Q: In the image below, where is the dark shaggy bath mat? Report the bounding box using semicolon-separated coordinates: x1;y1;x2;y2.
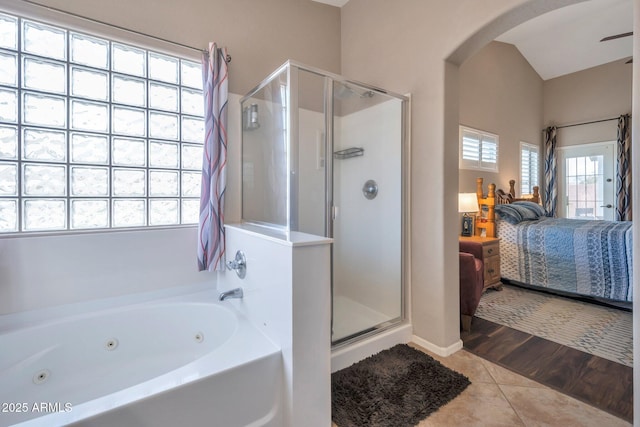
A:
331;344;470;427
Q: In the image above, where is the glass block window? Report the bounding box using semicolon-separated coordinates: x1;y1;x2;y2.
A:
0;11;204;233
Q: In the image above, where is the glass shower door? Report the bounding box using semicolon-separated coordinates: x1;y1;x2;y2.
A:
241;62;406;347
330;81;404;344
241;67;289;228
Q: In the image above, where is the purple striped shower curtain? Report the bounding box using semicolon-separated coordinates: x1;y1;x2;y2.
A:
197;43;228;271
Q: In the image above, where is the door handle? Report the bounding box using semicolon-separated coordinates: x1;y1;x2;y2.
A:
600;204;612;208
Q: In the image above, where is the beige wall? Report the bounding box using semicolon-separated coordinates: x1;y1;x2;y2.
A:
459;41;543;195
544;59;632;146
341;0;584;350
27;0;341;96
458;43;631;204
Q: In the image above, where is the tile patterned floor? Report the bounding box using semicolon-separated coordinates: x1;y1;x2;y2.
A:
332;343;631;427
462;317;633;421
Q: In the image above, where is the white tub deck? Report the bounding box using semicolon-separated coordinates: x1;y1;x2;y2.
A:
0;285;282;427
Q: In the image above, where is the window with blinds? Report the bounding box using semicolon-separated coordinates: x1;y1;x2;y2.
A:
459;126;499;172
520;141;539;195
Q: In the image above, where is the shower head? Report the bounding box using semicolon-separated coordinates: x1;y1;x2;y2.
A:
334;85;375;99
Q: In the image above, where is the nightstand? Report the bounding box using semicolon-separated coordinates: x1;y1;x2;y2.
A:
459;235;502;290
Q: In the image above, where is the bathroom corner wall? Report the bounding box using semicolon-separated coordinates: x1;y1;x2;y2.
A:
0;0;339;315
220;224;332;427
0;228;216;315
0;93;241;316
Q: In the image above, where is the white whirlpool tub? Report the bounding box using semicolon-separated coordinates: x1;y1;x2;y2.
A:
0;287;283;427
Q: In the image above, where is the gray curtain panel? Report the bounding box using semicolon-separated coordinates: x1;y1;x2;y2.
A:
616;114;632;221
543;126;557;217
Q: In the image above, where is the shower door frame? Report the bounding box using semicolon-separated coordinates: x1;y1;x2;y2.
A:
240;60;410;348
318;68;409;347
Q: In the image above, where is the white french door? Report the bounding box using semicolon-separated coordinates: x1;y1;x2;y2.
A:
557;142;616;220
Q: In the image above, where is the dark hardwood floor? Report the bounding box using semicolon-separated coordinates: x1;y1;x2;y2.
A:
462;317;633;423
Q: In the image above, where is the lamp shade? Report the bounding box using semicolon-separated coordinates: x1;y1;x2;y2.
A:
458;193;478;213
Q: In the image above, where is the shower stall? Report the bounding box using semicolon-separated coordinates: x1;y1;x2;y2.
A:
240;61;408;347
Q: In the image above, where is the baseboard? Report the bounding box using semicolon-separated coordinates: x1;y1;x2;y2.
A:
411;335;463;357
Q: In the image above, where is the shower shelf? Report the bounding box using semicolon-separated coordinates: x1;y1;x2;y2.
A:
333;147;364;159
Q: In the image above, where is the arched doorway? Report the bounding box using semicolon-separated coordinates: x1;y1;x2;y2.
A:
444;0;637;423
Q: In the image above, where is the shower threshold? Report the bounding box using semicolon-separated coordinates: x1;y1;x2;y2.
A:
332;295;399;345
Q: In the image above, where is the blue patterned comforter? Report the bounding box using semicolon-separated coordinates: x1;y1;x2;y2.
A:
497;217;633;302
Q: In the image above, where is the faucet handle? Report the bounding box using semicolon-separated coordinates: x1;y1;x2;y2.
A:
226;250;246;279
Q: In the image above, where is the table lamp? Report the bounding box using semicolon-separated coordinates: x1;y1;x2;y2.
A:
458;193;478;237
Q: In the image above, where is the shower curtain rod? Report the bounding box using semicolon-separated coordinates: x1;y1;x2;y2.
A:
17;0;231;62
555;115;629;130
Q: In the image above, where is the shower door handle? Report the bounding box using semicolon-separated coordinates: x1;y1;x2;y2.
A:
332;205;338;220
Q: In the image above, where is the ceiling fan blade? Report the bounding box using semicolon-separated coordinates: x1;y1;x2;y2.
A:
600;31;633;42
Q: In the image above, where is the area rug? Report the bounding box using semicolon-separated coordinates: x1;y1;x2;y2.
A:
475;285;633;367
331;344;470;427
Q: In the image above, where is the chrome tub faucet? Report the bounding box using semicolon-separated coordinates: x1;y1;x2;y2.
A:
219;287;243;301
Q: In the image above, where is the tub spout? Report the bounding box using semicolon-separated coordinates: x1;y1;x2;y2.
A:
219;287;243;301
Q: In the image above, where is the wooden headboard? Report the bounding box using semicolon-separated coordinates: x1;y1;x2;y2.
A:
496;180;540;205
475;178;541;238
475;178;496;238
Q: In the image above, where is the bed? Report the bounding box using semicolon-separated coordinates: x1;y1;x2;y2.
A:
475;178;633;305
